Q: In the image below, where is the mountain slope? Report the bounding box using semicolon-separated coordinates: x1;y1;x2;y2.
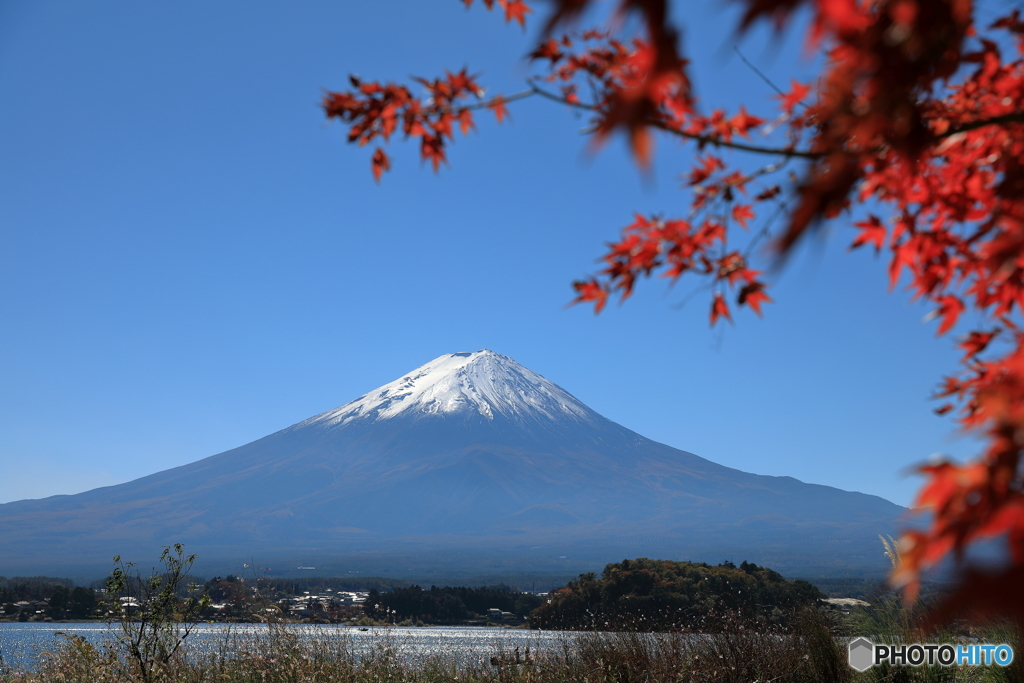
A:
0;350;904;578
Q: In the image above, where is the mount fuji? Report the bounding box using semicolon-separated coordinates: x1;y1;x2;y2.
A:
0;350;904;579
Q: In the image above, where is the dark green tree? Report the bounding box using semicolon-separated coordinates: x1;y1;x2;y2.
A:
67;586;97;619
363;585;541;623
104;544;209;683
47;584;69;618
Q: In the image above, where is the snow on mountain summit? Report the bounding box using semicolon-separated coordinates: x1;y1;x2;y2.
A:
304;350;598;427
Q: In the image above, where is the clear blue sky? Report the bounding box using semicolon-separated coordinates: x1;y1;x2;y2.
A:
0;0;982;508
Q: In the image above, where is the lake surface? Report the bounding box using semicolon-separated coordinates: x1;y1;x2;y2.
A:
0;622;566;672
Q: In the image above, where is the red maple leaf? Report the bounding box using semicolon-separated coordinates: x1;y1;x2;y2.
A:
888;239;916;290
572;278;609;313
710;293;732;326
420;135;446;172
960;330;1000;361
729;106;765;137
687;155;724;186
457;109;475;136
490;95;509;124
371;148;391;182
732;204;755;228
531;38;564;63
755;186;781;201
851;216;887;253
776;80;811;114
503;0;532;27
738;282;773;316
935;295;965;336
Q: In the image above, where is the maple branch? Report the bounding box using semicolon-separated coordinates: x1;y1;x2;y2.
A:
527;83;824;160
647;119;823;159
519;78;1022;158
449;93;1021;163
453;88;537;113
942;111;1024;136
733;46;786;99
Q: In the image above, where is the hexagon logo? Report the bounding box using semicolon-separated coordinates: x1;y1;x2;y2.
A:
849;637;875;672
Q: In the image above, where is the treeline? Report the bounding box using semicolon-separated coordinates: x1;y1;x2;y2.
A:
364;585;544;622
0;577;97;620
36;585;98;618
530;558;825;631
0;576;75;603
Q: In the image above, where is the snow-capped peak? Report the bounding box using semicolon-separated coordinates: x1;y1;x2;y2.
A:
303;350;597;427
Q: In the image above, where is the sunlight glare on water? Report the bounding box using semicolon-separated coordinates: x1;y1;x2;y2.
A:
0;623;564;673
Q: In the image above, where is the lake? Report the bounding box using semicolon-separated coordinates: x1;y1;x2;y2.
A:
0;622;566;673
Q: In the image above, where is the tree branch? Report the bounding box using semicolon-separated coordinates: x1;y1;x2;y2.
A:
526;84;825;159
448;86;1022;161
943;112;1024;136
453;88;537;112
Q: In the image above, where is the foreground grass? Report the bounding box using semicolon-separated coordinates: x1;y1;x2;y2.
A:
2;618;843;683
845;596;1024;683
0;607;1019;683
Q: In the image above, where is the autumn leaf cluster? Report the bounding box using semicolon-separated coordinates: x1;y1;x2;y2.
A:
323;0;1024;625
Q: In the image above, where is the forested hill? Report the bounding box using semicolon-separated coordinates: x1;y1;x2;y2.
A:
529;559;825;631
